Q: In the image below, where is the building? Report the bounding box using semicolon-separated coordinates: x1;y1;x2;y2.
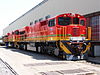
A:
3;0;100;35
85;12;100;57
3;0;100;56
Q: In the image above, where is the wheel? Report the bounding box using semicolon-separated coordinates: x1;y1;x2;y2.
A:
38;47;41;53
23;44;27;50
36;46;38;53
54;48;59;56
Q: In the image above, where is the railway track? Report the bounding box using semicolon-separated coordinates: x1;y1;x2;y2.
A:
0;58;18;75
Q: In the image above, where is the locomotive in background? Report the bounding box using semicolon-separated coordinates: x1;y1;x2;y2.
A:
3;13;91;60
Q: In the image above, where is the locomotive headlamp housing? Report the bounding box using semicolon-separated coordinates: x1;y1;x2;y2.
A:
70;37;85;41
78;15;80;17
64;15;66;17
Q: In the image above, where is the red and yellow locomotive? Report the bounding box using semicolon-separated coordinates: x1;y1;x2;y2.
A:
3;13;91;60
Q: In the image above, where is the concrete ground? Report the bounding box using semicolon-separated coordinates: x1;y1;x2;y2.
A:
0;58;17;75
0;46;100;75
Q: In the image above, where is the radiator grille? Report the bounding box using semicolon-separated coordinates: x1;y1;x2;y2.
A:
73;28;80;36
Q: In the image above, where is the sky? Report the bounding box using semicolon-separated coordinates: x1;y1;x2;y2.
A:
0;0;43;37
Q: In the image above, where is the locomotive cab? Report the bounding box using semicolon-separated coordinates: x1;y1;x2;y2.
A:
56;13;86;41
52;13;91;60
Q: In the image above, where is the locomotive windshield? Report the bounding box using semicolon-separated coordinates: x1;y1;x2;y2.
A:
58;17;71;25
73;18;79;24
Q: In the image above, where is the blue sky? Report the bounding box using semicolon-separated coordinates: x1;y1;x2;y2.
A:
0;0;43;36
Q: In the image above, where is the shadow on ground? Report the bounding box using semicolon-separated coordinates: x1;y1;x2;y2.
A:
1;46;61;61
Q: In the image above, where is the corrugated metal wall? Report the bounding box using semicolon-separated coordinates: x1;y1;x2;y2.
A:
91;16;100;40
3;0;100;35
85;12;100;57
86;12;100;41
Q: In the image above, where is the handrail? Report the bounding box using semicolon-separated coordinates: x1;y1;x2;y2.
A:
87;27;91;40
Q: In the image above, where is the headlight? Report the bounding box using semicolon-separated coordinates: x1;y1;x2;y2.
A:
70;37;85;40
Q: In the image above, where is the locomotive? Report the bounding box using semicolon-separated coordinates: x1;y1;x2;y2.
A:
3;13;91;60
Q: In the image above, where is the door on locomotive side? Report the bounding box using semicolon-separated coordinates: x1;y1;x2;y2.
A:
47;18;57;41
55;14;72;40
40;20;48;41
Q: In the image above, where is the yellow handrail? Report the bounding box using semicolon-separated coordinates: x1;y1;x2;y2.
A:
88;27;91;40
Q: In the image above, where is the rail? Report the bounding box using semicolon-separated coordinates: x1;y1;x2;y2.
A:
0;58;18;75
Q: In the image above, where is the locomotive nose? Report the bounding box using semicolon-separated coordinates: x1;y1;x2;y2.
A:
67;26;86;41
67;26;80;37
72;27;80;36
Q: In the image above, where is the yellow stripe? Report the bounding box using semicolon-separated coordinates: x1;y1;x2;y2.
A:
60;42;71;54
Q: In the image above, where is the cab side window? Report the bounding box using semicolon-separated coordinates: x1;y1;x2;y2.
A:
80;20;85;26
15;31;19;35
20;31;25;35
48;19;55;27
